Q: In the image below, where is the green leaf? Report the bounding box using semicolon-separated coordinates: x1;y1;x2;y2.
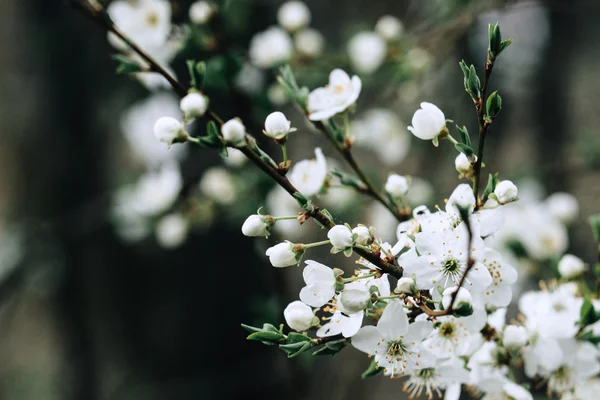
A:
361;360;383;379
580;297;598;326
485;91;502;121
186;59;197;88
279;341;313;358
456;125;472;147
195;61;207;88
482;173;499;204
247;330;285;343
286;332;311;344
454;143;475;157
589;214;600;243
112;54;143;74
313;339;347;357
488;23;502;60
241;323;263;334
499;39;513;55
262;323;280;333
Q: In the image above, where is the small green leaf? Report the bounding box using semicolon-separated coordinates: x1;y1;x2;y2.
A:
286;332;311;344
187;59;197;88
482;173;499;204
589;214;600;243
241;323;263;334
361;360;383;379
112;54;143;74
580;297;598;326
456;125;472;147
485;91;502;122
454;143;475;157
247;331;285;343
279;341;313;358
195;61;207;88
488;23;502;60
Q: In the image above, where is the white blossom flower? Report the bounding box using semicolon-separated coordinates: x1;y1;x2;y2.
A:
267;84;289;106
121;93;187;167
455;153;472;176
299;260;336;307
153;116;186;145
199;167;237;205
404;357;470;400
375;15;404;40
422;309;486;358
180;92;208;120
352;300;435;376
352;226;371;246
407;48;432;71
294;28;325;57
547;340;600;396
107;0;172;51
385;174;410;197
327;225;354;250
283;301;314;331
558;254;586;279
347;31;387;74
503;325;527;349
396;277;416;295
221;118;246;145
249;27;293;68
350;108;411;166
494;180;518;204
241;214;271;237
287;148;327;196
263;111;295;140
563;378;600;400
189;1;214;24
222;148;247;168
277;1;311;31
544;192;579;224
234;62;265;95
307;69;362;121
266;242;298;268
155;213;189;249
407;102;447;141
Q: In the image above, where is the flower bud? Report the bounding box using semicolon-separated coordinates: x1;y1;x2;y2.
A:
352;226;371;246
277;1;311;32
264;111;295;140
375;15;404;41
241;214;272;237
385;174;410;197
407;102;447;141
221;118;246;145
266;242;300;268
153;116;187;145
327;225;354;249
494;180;518;204
180;93;208;120
455;153;472;177
442;286;473;317
284;301;314;331
340;287;371;313
189;1;214;24
395;277;416;295
347;32;386;74
558;254;586;279
503;325;528;349
155;213;189;249
294;28;325;57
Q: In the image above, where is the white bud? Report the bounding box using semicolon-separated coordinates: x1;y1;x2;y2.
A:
347;31;387;74
375;15;404;40
294;28;325;57
180;93;208;120
155;213;189;249
241;214;270;237
352;226;371;246
385;174;410;197
503;325;528;349
558;254;586;279
153;116;186;145
189;1;214;24
494;180;518;204
267;84;288;106
221;118;246;145
396;277;416;295
442;286;473;316
407;102;446;141
327;225;354;249
266;242;298;268
277;1;311;31
483;198;500;209
545;192;579;224
455;153;471;174
340;287;371;313
284;301;314;331
264;111;295;140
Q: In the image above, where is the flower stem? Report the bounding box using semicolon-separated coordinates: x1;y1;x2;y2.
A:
342;272;378;283
343;111;350;139
272;215;299;221
281;143;288;164
376;295;401;301
303;240;331;249
353;244;373;253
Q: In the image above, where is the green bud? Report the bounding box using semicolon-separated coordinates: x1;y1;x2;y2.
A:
459;60;481;100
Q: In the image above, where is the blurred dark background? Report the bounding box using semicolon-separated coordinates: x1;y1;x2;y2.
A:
1;0;600;399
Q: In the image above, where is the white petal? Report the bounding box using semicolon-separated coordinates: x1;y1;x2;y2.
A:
302;260;334;285
351;326;382;354
404;320;433;342
377;300;408;340
299;283;334;307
